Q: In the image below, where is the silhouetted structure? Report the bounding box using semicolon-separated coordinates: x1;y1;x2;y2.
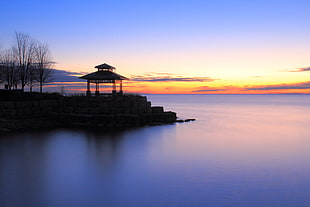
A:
79;63;128;96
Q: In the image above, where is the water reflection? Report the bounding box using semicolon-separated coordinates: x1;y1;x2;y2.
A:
0;125;178;207
0;131;50;207
1;95;310;206
84;129;127;172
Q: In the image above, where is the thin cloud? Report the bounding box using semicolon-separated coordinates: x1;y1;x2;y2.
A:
52;69;85;82
130;73;216;82
193;89;228;92
132;77;215;82
288;67;310;72
146;72;175;76
244;81;310;91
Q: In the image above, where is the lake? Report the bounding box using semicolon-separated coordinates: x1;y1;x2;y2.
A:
1;94;310;207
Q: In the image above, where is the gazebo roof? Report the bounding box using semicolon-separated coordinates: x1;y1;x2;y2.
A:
95;63;115;70
79;70;128;80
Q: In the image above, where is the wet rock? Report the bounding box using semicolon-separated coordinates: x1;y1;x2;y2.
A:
175;120;185;123
185;119;196;122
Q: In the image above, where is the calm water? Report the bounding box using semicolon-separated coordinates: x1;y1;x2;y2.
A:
1;94;310;207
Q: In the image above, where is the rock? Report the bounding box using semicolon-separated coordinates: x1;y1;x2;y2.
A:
185;119;196;122
175;120;185;123
151;106;164;113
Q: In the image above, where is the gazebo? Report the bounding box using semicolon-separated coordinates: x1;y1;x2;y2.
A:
79;63;129;96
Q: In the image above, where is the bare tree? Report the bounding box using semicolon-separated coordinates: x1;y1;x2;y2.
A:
28;65;37;92
12;32;37;92
0;49;4;85
0;49;19;90
34;43;54;93
0;51;3;84
1;32;55;92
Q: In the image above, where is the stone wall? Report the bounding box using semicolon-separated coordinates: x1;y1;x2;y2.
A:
0;94;176;132
0;99;58;118
58;95;152;114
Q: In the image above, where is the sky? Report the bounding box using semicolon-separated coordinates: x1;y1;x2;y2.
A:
1;0;310;94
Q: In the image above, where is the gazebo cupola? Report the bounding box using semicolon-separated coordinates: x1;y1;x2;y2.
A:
79;63;128;96
95;63;115;72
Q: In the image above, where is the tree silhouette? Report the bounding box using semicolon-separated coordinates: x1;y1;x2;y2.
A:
34;43;54;93
0;32;55;92
12;32;37;92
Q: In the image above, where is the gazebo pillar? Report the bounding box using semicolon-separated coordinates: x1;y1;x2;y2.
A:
86;80;91;96
95;81;99;96
112;82;116;94
119;80;123;94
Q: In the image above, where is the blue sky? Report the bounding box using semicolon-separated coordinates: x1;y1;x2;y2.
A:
1;0;310;93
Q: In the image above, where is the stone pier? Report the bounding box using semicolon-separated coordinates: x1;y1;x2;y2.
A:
0;93;177;132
